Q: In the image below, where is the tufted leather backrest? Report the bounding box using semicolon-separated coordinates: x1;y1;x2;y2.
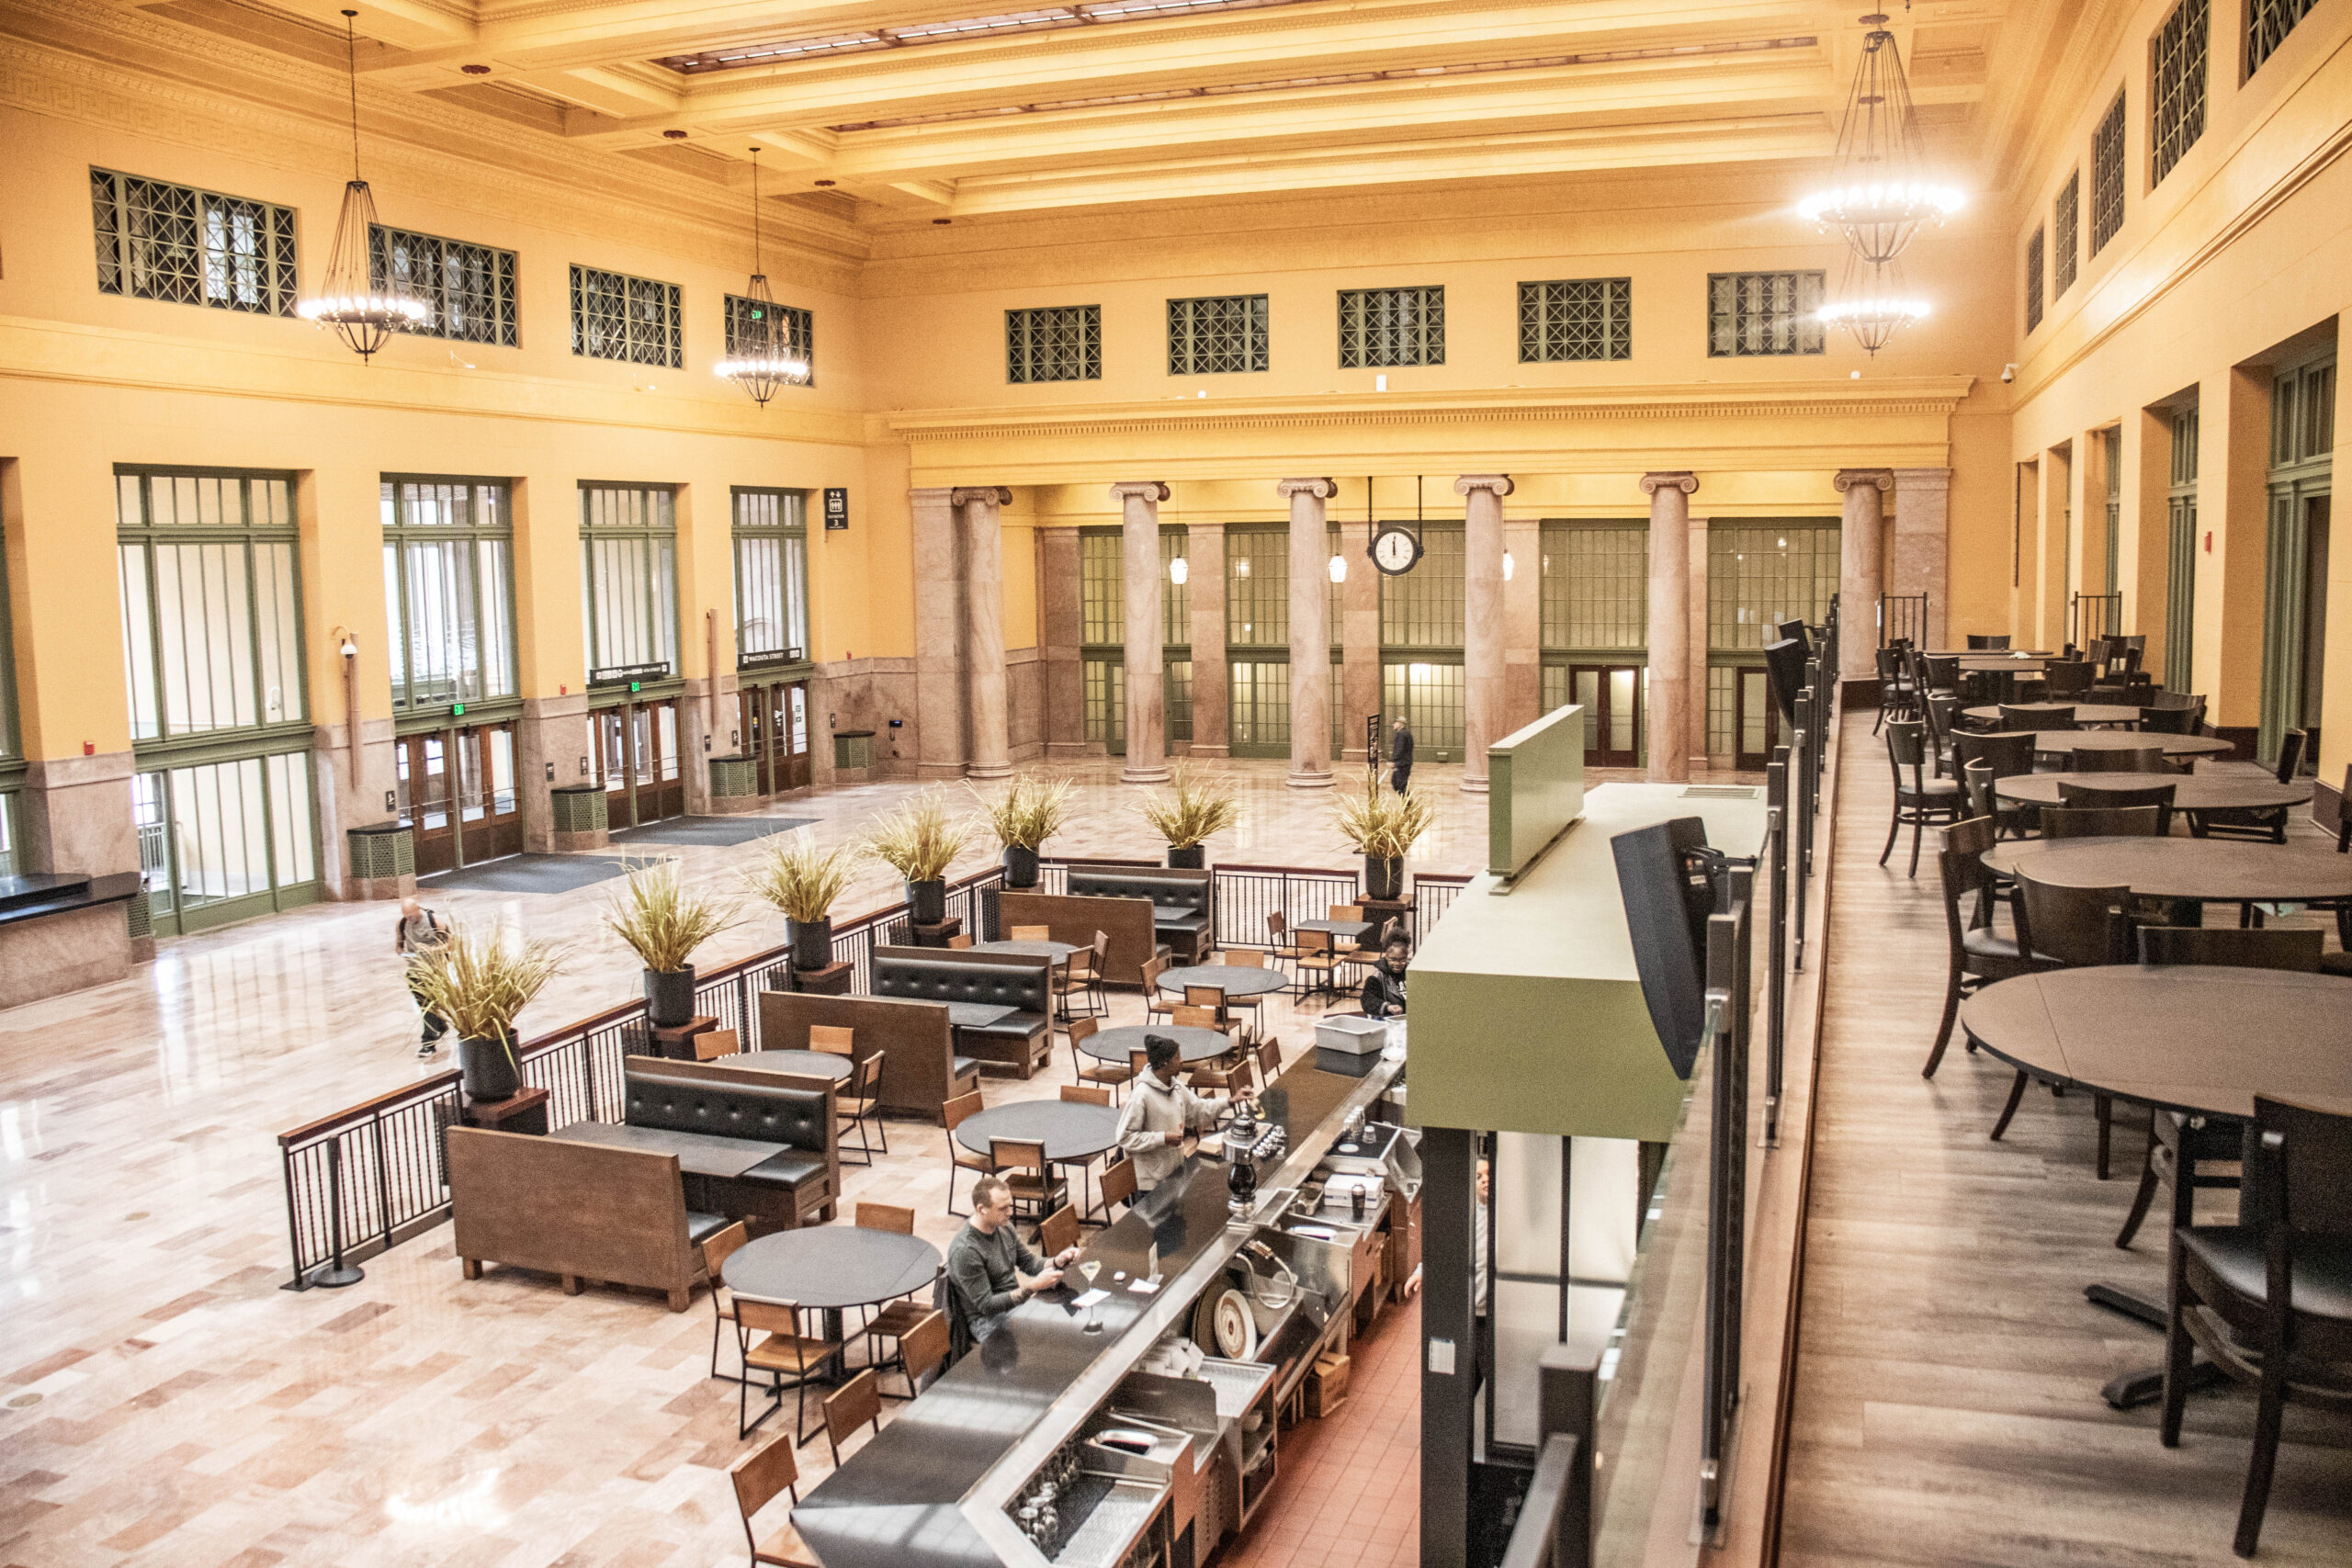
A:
1067;866;1210;915
623;1062;829;1151
872;953;1049;1013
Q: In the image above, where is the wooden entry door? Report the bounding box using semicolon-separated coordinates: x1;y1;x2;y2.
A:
1731;666;1781;772
595;700;684;829
399;726;523;873
396;733;458;874
740;681;812;795
1569;663;1644;769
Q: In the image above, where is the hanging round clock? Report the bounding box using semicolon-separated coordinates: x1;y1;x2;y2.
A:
1370;524;1423;576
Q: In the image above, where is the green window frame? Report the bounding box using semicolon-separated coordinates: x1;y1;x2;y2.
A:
2053;174;2079;299
733;489;810;671
1079;525;1193;749
2165;405;2199;694
91;167;298;317
1339;287;1443;367
570;265;683;367
2152;0;2210;187
372;225;518;348
580;483;680;685
2102;426;2123;595
2256;355;2334;762
1704;520;1840;758
382;477;517;720
2245;0;2319;77
725;296;815;382
1519;278;1632;362
2091;92;2127;255
1225;526;1290;757
1168;295;1268;376
1378;523;1464;756
1007;305;1102;383
1707;272;1825;357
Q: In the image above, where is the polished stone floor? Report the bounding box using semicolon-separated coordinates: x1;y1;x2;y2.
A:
0;756;1556;1567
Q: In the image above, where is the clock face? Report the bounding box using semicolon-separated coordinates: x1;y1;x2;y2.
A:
1371;525;1423;576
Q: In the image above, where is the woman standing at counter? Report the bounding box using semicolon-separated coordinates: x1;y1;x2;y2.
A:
1113;1035;1226;1190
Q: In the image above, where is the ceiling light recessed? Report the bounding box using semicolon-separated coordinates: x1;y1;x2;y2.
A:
460;63;491;74
662;129;689;140
815;179;837;186
933;218;953;225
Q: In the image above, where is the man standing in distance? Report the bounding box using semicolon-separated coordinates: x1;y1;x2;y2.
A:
1388;715;1415;795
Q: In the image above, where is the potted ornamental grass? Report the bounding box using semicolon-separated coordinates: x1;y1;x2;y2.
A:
862;791;969;926
1137;766;1239;869
1332;774;1434;901
405;921;564;1101
743;831;856;973
971;773;1074;889
604;856;743;1027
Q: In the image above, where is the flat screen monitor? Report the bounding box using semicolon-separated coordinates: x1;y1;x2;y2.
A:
1762;637;1806;730
1773;616;1811;657
1611;817;1718;1079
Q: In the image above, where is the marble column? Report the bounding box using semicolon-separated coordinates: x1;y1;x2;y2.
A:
1687;516;1712;771
910;487;967;778
1456;475;1514;793
1340;513;1380;765
1186;523;1229;758
1501;515;1542;740
1891;468;1951;653
1112;481;1173;784
955;486;1014;779
1836;468;1894;686
1278;478;1337;789
1038;528;1088;758
1641;472;1698;784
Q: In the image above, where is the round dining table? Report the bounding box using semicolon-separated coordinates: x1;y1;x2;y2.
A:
1156;964;1291;1000
707;1049;852;1082
1962;702;2140;728
954;1099;1123;1165
723;1225;943;1342
1077;1022;1233;1066
2028;729;2232;762
974;938;1079;962
1983;835;2352;904
1993;773;2315;813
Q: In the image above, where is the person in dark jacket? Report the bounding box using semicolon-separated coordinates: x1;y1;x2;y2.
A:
1388;716;1415;794
1360;936;1410;1019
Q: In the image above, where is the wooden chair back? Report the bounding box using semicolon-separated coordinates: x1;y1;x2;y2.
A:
2274;729;2307;785
1961;761;1997;823
1069;1016;1101;1047
1184;984;1225;1010
1037;1202;1080;1258
695;1028;741;1061
1010;925;1052;941
1267;912;1289;938
729;1430;800;1530
1298;929;1333;955
854;1201;915;1235
735;1297;806;1339
2253;1096;2352;1252
1952;729;2037;780
2042;660;2095;696
1092;930;1111;959
1329;904;1363;921
1061;1085;1112;1106
2137;705;2193;734
2015;871;2131;968
1100;1158;1138;1212
701;1219;751;1283
809;1024;855;1056
2056;780;2177;812
990;1137;1049;1179
1172;1005;1223;1030
822;1369;882;1464
2086;744;2170;774
2001;703;2066;731
943;1089;984;1134
1222;948;1266;968
1967;633;2010;650
2042;804;2165;839
2137;926;2322;971
1254;1039;1283;1079
1885;718;1931;780
1129;1049;1150;1079
899;1311;951;1391
948;933;974;948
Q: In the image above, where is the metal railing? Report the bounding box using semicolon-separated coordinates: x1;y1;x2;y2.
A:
1499;1348;1598;1568
277;856;1477;1287
2070;591;2122;648
1697;863;1755;1536
1877;592;1928;649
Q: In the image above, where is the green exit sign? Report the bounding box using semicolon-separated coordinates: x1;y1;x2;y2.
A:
629;681;641;694
452;702;465;716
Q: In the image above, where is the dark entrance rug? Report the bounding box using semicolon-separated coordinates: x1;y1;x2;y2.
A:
418;854;630;895
607;816;818;848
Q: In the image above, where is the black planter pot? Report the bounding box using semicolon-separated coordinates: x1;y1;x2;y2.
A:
456;1034;521;1100
1168;845;1206;870
643;965;696;1028
1363;854;1405;902
906;879;948;926
787;917;833;972
1001;845;1041;889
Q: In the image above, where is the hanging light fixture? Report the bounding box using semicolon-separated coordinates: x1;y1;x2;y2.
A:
1328;552;1348;583
1168;555;1189;586
1819;254;1931;356
716;149;810;405
1796;12;1963;265
297;12;426;359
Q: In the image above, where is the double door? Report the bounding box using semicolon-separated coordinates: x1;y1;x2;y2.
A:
397;724;522;875
740;680;811;795
595;698;684;829
1569;663;1644;769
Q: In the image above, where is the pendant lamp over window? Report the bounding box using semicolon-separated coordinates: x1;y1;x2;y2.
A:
717;149;810;406
297;11;426;360
1797;11;1963;265
1819;253;1930;356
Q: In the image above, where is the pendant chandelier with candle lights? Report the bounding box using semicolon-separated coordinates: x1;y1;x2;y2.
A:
296;11;427;359
716;150;810;405
1818;253;1931;356
1797;12;1963;266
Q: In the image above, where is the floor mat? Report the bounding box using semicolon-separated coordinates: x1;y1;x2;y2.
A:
607;816;817;848
418;853;631;894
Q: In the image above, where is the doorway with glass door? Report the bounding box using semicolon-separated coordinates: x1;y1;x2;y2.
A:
396;724;523;874
739;680;811;795
596;699;684;828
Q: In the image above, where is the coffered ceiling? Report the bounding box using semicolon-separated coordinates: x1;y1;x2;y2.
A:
119;0;2034;222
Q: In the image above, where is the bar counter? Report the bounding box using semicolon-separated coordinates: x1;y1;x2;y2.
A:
794;1050;1407;1568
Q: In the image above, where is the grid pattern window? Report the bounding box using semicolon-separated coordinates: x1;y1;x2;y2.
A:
1706;272;1825;357
1084;657;1125;746
2246;0;2320;76
2025;228;2046;333
133;754;317;934
2153;0;2210;186
1227;660;1290;753
579;484;679;681
2054;174;2080;297
725;296;815;382
91;169;297;317
2270;358;2335;468
1080;529;1125;647
1161;527;1191;648
1167;660;1193;745
116;470;308;745
1519;278;1632;362
371;226;517;347
0;793;17;879
381;479;517;715
2165;405;2199;693
1379;525;1464;649
732;490;809;667
1168;295;1268;375
1538;523;1648;650
1706;524;1841;654
1226;528;1288;647
2103;426;2124;592
1381;660;1464;755
1007;305;1102;383
1326;523;1344;649
2091;93;2128;255
570;265;682;367
1339;287;1444;368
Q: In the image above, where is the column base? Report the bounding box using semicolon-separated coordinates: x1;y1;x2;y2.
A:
917;762;971;781
1459;776;1490;795
1285;766;1334;790
1185;743;1230;760
966;761;1015;781
1120;763;1174;785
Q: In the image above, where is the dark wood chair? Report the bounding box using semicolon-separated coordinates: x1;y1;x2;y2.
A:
2004;871;2131;1165
2114;929;2323;1253
2042;660;2095;696
2162;1095;2352;1557
2083;743;2173;775
736;1298;845;1442
2041;803;2166;839
2004;702;2072;731
820;1368;883;1469
942;1090;991;1216
1882;719;1962;877
1925;817;2041;1079
1069;1017;1134;1102
853;1202;934;1390
2138;703;2197;735
702;1221;752;1382
895;1309;951;1399
2188;728;2303;843
2325;764;2352;978
989;1137;1068;1221
1920;693;1964;776
1873;645;1914;734
1036;1201;1080;1260
1966;633;2010;650
1099;1156;1138;1216
837;1049;887;1165
729;1430;821;1568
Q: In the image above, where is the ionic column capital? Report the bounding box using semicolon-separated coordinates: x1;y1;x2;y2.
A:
1109;481;1171;504
951;486;1014;507
1275;477;1338;501
1453;474;1515;499
1832;468;1895;494
1639;471;1700;497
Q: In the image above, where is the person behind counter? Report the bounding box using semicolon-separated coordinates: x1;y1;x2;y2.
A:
1360;936;1410;1020
1112;1034;1226;1190
947;1175;1080;1344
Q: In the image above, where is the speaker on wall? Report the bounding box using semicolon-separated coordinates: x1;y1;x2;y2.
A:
1611;817;1719;1079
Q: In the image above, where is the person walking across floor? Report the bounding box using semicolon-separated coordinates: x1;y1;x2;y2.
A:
1388;716;1415;795
945;1175;1077;1345
1113;1034;1226;1190
397;896;450;1058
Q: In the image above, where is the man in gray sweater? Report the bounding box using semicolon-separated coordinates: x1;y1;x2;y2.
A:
945;1175;1079;1343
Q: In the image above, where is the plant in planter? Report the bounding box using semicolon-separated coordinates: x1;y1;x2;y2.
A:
604;856;742;1028
861;791;969;926
405;921;565;1101
1332;775;1435;901
743;831;856;973
1137;767;1239;868
970;774;1074;889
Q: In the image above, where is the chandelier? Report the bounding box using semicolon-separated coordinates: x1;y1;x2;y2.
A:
297;11;426;359
1797;13;1962;265
715;150;810;405
1819;254;1930;355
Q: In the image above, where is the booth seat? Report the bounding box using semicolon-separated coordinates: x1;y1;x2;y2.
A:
1065;865;1214;963
872;948;1054;1077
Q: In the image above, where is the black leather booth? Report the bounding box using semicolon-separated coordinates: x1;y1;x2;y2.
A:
622;1058;839;1229
872;949;1055;1077
1067;865;1214;962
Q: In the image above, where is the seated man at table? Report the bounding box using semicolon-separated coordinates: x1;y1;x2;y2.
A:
1114;1034;1226;1190
1360;936;1410;1020
947;1176;1079;1344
